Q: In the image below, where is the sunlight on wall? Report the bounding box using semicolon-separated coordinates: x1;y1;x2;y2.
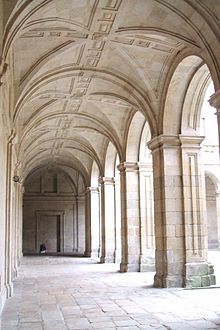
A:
201;83;219;164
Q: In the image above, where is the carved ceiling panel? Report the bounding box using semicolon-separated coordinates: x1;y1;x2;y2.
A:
3;0;216;180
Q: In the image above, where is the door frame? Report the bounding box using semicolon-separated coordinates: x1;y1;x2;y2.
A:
35;210;65;253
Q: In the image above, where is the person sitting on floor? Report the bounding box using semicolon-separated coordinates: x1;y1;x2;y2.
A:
39;243;46;254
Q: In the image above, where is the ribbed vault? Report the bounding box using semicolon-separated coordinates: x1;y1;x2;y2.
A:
2;0;220;181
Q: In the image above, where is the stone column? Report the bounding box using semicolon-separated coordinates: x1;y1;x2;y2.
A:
180;135;215;287
117;162;141;272
18;185;24;262
209;89;220;156
4;133;15;297
148;134;215;288
12;180;23;276
148;135;185;287
99;177;116;263
138;163;155;272
89;187;100;259
114;177;121;263
84;190;91;257
12;181;18;278
11;162;22;278
216;192;220;248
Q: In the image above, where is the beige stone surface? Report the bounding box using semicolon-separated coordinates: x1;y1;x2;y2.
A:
1;0;220;315
1;256;220;330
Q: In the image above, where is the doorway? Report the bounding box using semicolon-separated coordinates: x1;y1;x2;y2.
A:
36;212;64;254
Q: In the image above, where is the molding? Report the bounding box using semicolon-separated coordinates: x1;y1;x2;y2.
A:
209;89;220;111
117;162;139;172
98;177;115;185
148;134;204;151
179;135;205;148
147;134;180;151
0;57;8;86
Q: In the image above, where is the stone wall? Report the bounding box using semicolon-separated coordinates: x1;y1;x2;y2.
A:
0;117;8;312
23;168;86;255
206;175;218;249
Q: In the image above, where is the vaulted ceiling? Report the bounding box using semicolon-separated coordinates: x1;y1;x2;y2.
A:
2;0;220;184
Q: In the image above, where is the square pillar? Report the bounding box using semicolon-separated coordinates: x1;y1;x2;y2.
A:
148;134;216;288
209;89;220;155
89;187;100;259
180;135;216;287
99;177;116;263
138;163;155;272
84;190;91;256
117;162;141;272
148;135;185;287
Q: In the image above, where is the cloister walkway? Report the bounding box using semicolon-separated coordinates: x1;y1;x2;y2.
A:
1;253;220;330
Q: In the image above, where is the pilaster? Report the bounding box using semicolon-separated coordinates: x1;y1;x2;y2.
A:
99;177;116;263
148;135;185;287
84;190;91;257
4;132;16;298
87;187;100;259
114;177;121;264
138;162;155;272
180;135;216;287
209;89;220;155
148;134;215;288
216;192;220;248
117;162;141;272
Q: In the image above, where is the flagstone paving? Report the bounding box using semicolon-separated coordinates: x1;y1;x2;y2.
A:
1;255;220;330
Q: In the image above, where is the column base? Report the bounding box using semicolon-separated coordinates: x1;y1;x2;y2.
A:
140;253;155;272
120;262;140;272
84;250;91;257
91;249;99;259
154;273;184;288
0;286;7;314
13;266;18;279
5;281;13;298
115;249;121;264
185;262;216;288
99;255;115;263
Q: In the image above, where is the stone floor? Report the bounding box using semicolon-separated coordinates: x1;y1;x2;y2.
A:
1;252;220;330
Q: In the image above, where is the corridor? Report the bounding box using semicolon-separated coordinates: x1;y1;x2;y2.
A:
1;256;220;330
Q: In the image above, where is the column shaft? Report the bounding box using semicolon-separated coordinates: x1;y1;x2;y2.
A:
148;135;185;287
84;191;91;257
99;177;116;263
89;187;100;259
118;163;141;272
148;134;215;288
138;163;155;272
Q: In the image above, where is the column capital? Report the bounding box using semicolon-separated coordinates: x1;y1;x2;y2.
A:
86;186;99;193
117;162;139;173
179;135;204;148
98;177;115;185
209;89;220;111
137;162;153;172
147;134;180;151
148;134;204;152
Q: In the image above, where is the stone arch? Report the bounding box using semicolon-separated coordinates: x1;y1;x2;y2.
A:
163;55;205;135
139;121;152;162
105;142;117;177
126;111;146;162
162;53;218;136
